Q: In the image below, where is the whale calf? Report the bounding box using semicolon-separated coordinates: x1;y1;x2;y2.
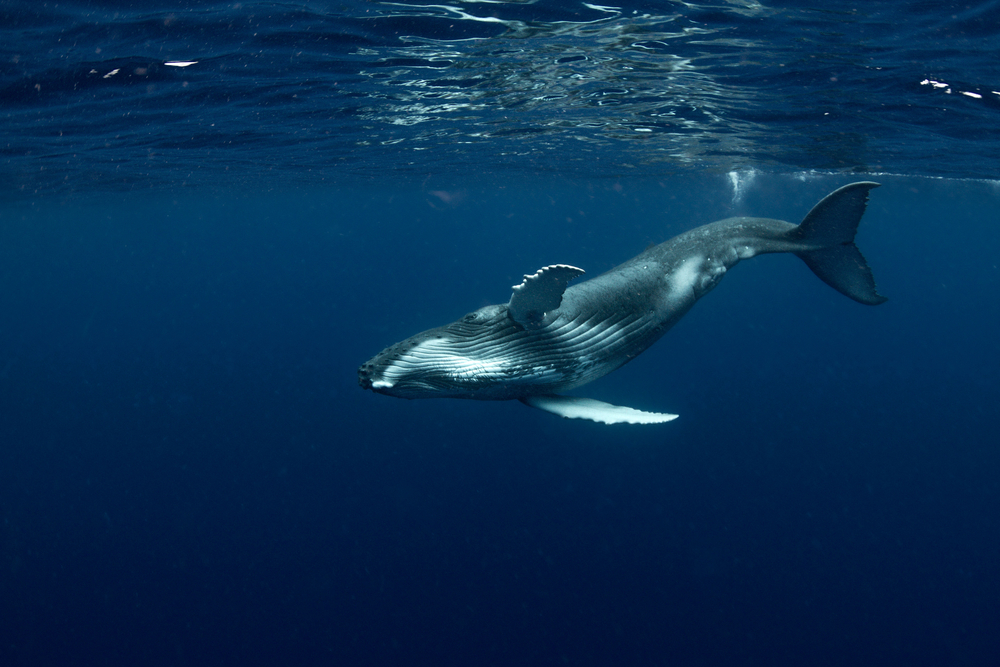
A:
359;182;886;424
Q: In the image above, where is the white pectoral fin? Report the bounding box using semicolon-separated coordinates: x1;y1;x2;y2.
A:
521;395;678;425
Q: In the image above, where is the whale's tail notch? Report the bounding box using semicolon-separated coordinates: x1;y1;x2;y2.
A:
792;181;887;305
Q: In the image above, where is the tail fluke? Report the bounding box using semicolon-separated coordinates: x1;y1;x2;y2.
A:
793;181;887;305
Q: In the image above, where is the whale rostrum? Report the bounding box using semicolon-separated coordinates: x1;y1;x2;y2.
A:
358;182;886;425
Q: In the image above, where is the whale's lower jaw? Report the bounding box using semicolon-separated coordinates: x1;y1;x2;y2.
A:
358;307;663;401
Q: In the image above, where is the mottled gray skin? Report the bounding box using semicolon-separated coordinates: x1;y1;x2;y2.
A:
358;182;883;402
361;220;812;399
554;216;802;371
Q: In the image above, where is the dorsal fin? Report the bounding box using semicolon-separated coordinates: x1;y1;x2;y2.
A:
507;264;584;329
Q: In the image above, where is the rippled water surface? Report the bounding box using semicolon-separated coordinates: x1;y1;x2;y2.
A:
3;0;999;195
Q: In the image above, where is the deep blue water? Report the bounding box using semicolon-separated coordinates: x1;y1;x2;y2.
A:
2;2;1000;666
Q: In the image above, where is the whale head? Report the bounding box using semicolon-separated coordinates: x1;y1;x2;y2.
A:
358;265;628;401
358;304;548;400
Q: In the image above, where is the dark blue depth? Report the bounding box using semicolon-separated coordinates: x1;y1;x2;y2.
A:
2;176;999;665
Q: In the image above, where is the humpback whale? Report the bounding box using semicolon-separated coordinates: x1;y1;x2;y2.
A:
359;182;886;424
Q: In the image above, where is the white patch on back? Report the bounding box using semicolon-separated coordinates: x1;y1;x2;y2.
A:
669;256;703;297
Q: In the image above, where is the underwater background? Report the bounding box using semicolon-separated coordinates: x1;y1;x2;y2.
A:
2;1;999;665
